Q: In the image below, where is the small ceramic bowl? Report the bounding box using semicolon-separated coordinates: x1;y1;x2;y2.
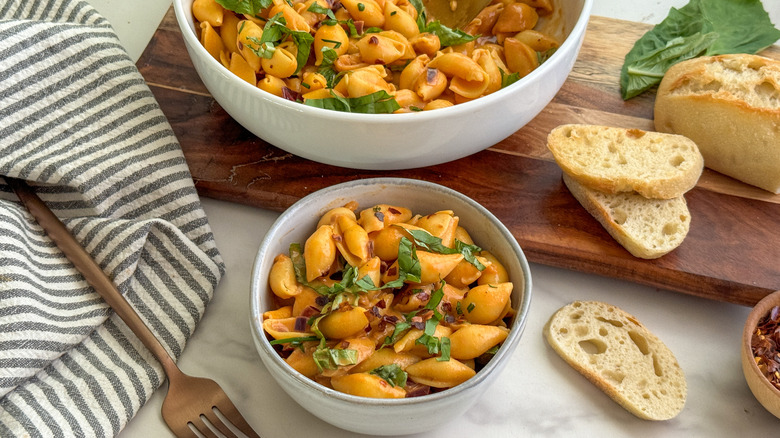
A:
172;0;592;170
249;178;532;435
741;290;780;419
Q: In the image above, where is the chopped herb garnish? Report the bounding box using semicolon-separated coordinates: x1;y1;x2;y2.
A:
215;0;273;15
399;227;485;270
312;346;359;372
370;364;408;387
467;302;476;313
357;2;365;11
304;90;401;114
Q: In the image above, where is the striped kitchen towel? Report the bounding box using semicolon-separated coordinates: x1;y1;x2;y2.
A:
0;0;225;436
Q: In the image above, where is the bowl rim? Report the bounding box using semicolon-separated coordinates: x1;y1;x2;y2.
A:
249;177;533;406
172;0;593;121
742;290;780;398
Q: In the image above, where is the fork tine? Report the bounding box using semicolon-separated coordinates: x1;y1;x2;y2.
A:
202;409;238;438
189;417;219;438
215;399;262;438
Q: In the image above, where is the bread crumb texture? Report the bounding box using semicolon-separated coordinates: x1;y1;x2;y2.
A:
547;124;703;199
544;301;687;420
668;54;780;110
562;174;690;259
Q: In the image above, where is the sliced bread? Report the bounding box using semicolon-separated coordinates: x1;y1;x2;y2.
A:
562;173;690;259
544;300;687;421
547;124;703;199
654;54;780;194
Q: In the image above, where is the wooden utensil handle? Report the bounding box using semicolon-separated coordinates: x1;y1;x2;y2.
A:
6;177;179;375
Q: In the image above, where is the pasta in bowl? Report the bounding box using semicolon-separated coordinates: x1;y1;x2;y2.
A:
192;0;564;112
173;0;591;169
250;178;532;435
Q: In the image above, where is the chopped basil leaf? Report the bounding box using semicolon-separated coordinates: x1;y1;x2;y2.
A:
500;68;521;88
289;243;307;285
313;346;359;372
268;336;319;346
246;13;313;75
304;90;401;114
401;227;485;270
370;364;408;387
396;236;422;283
215;0;272;15
306;2;335;19
383;320;411;345
437;336;451;362
423;21;478;47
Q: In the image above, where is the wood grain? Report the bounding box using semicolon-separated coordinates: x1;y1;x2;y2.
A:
137;9;780;306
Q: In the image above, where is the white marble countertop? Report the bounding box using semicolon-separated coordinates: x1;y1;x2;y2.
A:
84;0;780;436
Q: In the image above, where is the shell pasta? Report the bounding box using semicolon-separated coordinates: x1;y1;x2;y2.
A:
263;201;515;398
192;0;560;113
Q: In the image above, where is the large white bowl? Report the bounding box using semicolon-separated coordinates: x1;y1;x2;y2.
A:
249;178;532;435
173;0;592;169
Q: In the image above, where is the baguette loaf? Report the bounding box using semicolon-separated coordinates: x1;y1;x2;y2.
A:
654;54;780;194
562;173;690;259
544;301;687;421
547;124;703;199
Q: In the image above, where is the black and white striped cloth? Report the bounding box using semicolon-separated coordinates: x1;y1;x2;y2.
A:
0;0;225;435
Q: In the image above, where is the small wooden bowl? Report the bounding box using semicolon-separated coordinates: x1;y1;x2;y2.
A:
742;290;780;419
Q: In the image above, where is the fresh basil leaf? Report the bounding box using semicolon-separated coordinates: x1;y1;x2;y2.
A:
401;228;485;271
396;236;421;283
370;364;408;387
437;336;451;362
625;32;718;96
268;336;319;345
304;90;401;114
313;347;359;371
409;0;427;32
383;320;411;345
424;282;445;311
620;0;780;100
289;243;307;285
500;68;521;88
318;47;340;88
424;21;478;47
306;2;335;19
215;0;272;15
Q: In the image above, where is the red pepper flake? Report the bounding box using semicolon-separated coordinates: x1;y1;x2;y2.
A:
388;207;401;215
752;305;780;391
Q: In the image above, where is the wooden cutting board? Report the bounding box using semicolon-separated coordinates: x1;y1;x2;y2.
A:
137;8;780;306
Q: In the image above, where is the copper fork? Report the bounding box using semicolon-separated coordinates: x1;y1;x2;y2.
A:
8;177;261;438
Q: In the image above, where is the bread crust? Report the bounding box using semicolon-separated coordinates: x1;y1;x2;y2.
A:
544;301;687;421
547;124;704;199
654;54;780;194
562;174;690;259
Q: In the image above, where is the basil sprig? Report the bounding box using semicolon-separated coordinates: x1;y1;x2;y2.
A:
620;0;780;99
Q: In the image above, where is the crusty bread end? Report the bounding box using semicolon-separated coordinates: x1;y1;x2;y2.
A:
562;173;690;259
547;124;703;199
544;301;687;421
654;54;780;194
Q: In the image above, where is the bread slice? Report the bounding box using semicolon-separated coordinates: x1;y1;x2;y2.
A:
544;301;687;421
654;54;780;194
562;173;690;259
547;124;703;199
